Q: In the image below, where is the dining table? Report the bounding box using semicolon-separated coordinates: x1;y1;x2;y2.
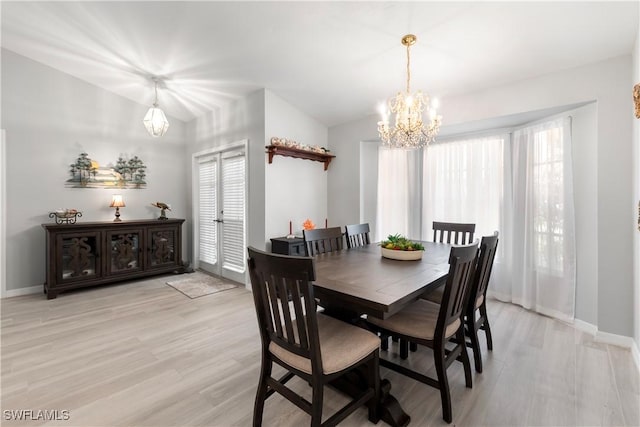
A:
311;241;452;427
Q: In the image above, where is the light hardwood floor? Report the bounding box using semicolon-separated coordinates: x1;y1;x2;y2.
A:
2;275;639;427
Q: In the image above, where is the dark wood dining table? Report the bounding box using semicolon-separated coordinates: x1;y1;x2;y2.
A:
311;241;452;427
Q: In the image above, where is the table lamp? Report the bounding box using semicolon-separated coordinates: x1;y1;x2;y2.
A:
110;195;125;221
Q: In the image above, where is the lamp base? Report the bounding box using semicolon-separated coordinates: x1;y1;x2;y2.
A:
114;207;121;222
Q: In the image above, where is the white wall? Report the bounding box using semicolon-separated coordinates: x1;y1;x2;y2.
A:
1;49;188;292
328;55;634;337
264;90;328;244
632;24;640;355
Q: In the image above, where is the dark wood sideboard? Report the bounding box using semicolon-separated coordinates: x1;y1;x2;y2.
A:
270;236;306;256
42;219;185;299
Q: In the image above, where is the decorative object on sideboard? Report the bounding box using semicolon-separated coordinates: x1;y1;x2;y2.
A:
66;153;147;189
143;77;170;137
110;195;125;222
634;83;640;119
151;201;171;220
377;34;441;149
49;209;82;224
302;218;315;230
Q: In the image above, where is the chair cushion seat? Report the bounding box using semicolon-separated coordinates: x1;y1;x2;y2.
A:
269;313;380;375
367;299;461;341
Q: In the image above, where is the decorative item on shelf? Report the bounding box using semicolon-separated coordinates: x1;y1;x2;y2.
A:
110;195;125;222
379;234;425;261
143;77;169;137
49;209;82;224
634;83;640;119
377;34;442;149
151;202;171;220
302;219;315;230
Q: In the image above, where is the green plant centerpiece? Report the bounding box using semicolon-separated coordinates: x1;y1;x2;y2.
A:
380;234;425;261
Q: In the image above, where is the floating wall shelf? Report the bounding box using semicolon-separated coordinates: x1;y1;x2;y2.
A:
266;145;335;171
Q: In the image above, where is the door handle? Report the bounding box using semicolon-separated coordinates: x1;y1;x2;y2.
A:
214;219;224;223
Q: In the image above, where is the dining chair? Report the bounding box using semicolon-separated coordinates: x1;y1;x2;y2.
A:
421;232;499;373
247;247;381;427
303;227;344;256
465;231;499;373
367;242;478;423
432;221;476;245
344;223;371;248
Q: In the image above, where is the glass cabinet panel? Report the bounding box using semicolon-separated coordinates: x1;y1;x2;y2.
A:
107;230;143;275
58;233;100;281
148;227;177;268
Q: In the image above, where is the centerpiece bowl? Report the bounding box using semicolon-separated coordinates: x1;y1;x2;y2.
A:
379;234;424;261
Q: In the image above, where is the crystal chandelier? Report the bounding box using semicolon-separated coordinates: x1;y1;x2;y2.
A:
143;78;169;137
377;34;441;148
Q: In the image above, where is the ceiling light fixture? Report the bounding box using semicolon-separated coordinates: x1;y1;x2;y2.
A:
143;78;169;138
377;34;441;148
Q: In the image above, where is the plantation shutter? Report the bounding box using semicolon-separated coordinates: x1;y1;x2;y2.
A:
198;155;217;265
221;151;246;273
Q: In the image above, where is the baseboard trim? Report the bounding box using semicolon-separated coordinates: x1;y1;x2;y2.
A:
2;285;42;298
595;330;636;349
574;319;598;336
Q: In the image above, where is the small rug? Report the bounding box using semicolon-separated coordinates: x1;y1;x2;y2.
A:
166;272;238;299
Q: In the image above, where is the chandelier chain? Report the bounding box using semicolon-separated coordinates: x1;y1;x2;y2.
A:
406;43;411;94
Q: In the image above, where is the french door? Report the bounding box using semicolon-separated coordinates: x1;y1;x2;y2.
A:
194;144;246;284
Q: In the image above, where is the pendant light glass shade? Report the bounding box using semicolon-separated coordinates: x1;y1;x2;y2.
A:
143;79;169;137
143;106;169;137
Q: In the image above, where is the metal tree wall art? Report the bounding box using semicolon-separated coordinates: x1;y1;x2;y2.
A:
66;152;147;189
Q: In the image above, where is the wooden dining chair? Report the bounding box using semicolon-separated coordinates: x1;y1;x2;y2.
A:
247;247;381;427
465;231;499;373
303;227;344;256
421;232;499;372
432;221;476;245
344;223;371;248
367;242;478;423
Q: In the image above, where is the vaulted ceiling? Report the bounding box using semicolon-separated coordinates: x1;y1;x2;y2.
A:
2;2;638;127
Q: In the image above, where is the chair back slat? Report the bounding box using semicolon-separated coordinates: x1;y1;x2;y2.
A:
437;242;478;335
432;221;476;245
303;227;344;256
470;232;499;308
345;223;371;249
248;247;320;365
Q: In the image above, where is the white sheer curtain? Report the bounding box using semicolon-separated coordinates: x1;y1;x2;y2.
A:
376;117;576;321
376;147;421;240
492;117;576;321
422;135;506;241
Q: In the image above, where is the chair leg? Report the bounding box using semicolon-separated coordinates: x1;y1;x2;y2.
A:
367;352;381;423
253;357;272;427
480;304;493;351
467;312;483;373
381;334;389;351
433;341;452;423
409;341;418;352
399;339;408;359
311;381;324;427
457;328;473;389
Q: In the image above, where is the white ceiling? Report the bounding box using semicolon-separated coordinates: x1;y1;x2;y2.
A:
2;1;638;127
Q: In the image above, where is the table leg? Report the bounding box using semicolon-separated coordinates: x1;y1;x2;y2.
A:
319;306;411;426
